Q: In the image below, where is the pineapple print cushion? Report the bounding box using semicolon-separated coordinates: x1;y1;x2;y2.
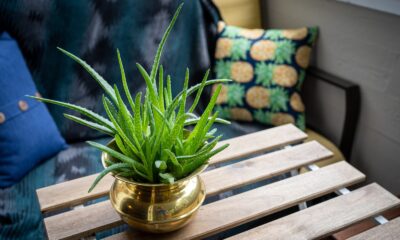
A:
212;22;318;130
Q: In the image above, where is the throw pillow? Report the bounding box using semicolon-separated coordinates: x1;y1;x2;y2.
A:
0;32;67;188
212;22;318;130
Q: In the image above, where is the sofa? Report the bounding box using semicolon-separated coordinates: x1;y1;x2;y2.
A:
0;1;359;239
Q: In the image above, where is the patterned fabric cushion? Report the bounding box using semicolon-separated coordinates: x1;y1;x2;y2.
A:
212;22;318;130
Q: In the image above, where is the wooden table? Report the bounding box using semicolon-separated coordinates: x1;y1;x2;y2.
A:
36;124;400;239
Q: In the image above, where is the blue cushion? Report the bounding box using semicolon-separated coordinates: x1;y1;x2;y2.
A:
0;32;67;188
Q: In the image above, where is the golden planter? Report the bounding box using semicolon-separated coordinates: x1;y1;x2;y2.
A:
102;140;207;233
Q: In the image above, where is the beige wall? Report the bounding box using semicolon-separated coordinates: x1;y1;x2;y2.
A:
213;0;262;28
262;0;400;194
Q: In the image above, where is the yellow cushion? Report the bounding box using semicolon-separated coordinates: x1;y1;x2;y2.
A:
301;129;344;173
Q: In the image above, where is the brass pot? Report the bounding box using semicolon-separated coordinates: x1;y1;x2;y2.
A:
101;140;207;233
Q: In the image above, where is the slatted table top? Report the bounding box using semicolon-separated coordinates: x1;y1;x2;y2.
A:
36;124;400;240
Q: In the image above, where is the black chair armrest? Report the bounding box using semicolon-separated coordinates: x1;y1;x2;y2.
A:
307;67;361;161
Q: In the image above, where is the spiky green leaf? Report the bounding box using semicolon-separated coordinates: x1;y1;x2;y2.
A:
57;47;117;103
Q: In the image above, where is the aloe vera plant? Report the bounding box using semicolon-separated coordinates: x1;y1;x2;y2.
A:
30;3;230;191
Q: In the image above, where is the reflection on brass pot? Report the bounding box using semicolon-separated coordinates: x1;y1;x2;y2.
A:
102;140;207;233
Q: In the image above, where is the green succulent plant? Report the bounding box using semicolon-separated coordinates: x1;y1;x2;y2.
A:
29;3;231;191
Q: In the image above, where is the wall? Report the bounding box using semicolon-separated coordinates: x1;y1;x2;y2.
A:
262;0;400;194
213;0;262;28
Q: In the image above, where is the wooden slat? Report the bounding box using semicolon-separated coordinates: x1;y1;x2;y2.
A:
349;217;400;240
202;141;332;196
106;161;364;240
333;206;400;239
210;124;307;165
37;174;114;213
44;140;329;240
37;124;306;212
47;201;120;240
228;184;400;240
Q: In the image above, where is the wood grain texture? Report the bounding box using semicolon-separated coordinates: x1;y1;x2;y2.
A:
45;201;121;240
37;174;114;213
106;161;365;240
333;206;400;239
211;124;307;164
349;217;400;240
203;141;333;196
228;183;400;240
37;124;306;213
44;140;329;240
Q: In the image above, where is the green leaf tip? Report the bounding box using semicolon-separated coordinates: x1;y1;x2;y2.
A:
57;47;117;104
149;2;184;82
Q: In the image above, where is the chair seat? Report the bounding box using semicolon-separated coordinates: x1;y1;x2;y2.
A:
304;129;345;169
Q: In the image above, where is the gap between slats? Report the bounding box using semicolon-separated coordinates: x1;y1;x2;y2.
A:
45;141;332;240
37;124;307;213
228;183;400;240
48;161;362;240
348;217;400;240
106;161;364;240
43;140;330;240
